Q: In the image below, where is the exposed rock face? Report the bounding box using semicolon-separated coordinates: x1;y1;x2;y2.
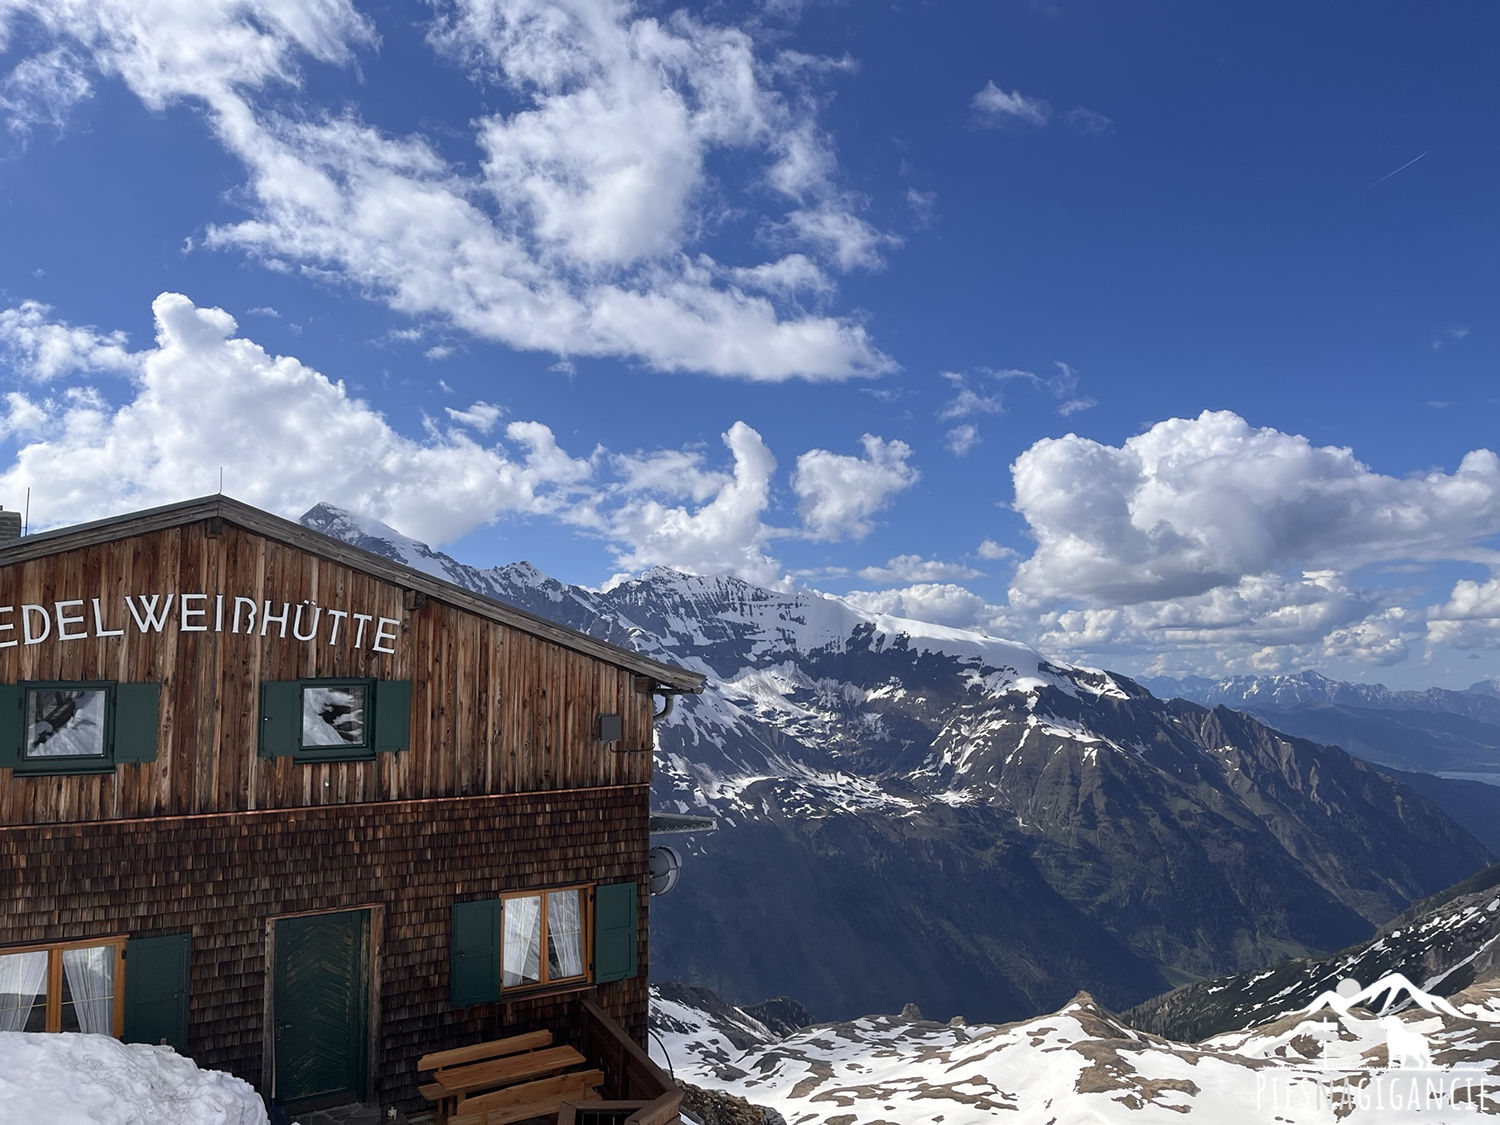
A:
304;505;1494;1024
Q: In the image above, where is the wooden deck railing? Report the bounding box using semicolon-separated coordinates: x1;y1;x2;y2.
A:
575;999;682;1124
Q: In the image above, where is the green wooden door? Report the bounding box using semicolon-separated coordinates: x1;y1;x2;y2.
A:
273;910;369;1107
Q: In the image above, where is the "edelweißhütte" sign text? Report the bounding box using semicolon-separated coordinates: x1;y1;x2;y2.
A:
0;595;402;653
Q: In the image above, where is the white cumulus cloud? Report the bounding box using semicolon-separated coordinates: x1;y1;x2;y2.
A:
0;300;139;381
843;583;993;629
1;0;895;382
0;293;592;544
857;555;982;584
604;422;781;586
792;434;919;541
1010;410;1500;608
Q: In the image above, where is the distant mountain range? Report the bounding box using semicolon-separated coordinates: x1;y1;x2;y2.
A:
1143;669;1500;724
1145;670;1500;850
303;505;1496;1025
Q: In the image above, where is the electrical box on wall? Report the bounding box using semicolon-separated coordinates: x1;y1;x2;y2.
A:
596;713;623;744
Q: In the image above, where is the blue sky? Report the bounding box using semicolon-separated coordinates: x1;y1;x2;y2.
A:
1;0;1497;688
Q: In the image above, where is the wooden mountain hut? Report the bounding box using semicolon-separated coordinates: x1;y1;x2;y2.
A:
0;495;705;1120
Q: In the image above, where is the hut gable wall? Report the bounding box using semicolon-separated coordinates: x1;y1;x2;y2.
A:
0;520;656;825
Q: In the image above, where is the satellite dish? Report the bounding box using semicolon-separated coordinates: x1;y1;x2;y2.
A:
649;845;683;896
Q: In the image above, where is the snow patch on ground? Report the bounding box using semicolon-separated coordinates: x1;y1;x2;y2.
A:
0;1032;268;1125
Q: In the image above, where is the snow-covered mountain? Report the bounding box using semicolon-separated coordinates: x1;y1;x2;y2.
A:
301;505;1494;1024
650;969;1500;1124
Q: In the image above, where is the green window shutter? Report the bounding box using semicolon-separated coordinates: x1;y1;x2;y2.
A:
451;899;502;1006
0;683;23;768
373;680;411;755
258;682;301;758
113;683;162;764
593;882;638;983
123;933;191;1053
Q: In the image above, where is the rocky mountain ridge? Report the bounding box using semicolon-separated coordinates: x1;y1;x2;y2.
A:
1123;861;1500;1043
302;504;1494;1024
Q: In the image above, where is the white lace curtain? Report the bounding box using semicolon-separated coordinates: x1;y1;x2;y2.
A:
62;946;114;1034
502;896;542;987
547;890;584;979
0;951;47;1032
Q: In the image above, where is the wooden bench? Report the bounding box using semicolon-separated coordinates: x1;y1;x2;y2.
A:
418;1030;601;1124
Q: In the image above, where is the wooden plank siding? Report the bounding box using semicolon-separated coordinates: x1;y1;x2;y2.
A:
0;520;658;826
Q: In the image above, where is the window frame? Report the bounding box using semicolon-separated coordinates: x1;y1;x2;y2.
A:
293;678;378;762
0;935;127;1036
499;884;594;995
14;681;117;776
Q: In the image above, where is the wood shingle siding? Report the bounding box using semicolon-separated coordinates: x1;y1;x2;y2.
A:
0;786;650;1111
0;521;661;825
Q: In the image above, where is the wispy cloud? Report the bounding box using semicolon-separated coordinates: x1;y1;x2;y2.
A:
1065;107;1114;135
971;81;1051;127
946;423;979;456
971;83;1111;136
937;371;1004;420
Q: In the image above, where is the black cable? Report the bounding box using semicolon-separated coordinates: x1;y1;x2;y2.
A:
648;1027;676;1082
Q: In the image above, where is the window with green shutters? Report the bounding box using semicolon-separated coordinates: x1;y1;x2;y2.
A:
258;679;411;762
449;882;638;1006
0;681;161;775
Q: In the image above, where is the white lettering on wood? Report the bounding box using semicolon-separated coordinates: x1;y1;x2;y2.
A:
22;604;51;644
372;617;400;654
92;598;125;637
261;600;290;638
180;593;208;632
292;603;320;642
0;591;407;653
126;594;174;633
54;599;87;641
232;597;257;634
